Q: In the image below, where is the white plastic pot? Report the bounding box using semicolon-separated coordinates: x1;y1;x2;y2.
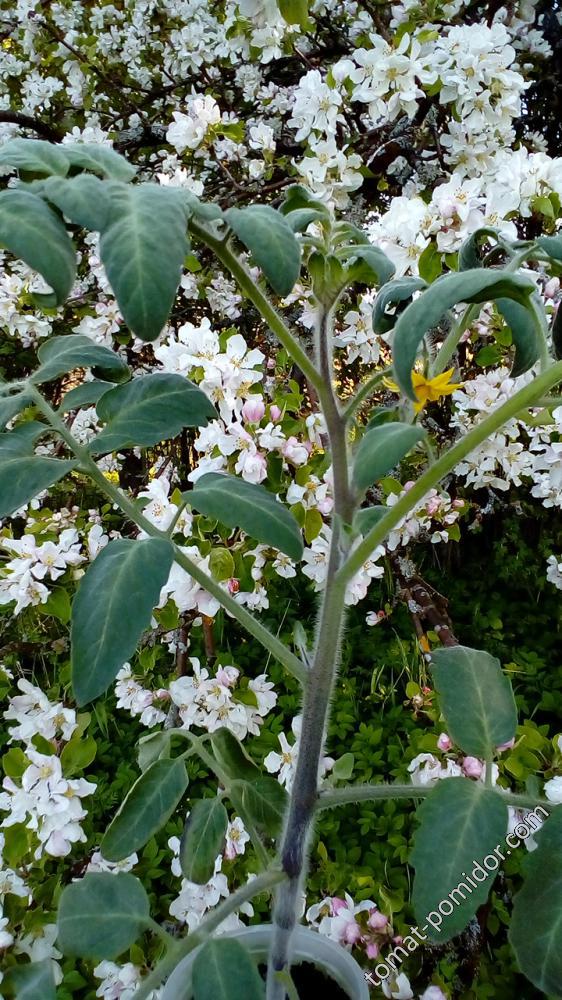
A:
161;924;370;1000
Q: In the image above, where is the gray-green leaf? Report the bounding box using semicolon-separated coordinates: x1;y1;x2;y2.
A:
192;938;265;1000
458;227;501;271
225;204;301;297
0;138;69;176
0;392;32;429
137;730;173;771
340;245;396;286
32;335;129;385
430;645;517;759
372;277;427;335
180;798;229;884
63;143;136;181
411;779;508;941
57;872;150;958
0;189;76;304
537;234;562;261
495;296;541;378
3;960;56;1000
352;423;426;492
280;184;329;218
284;207;324;232
99;182;190;341
232;777;287;837
392;269;535;400
552;303;562;361
0;422;47;458
102;758;188;861
0;457;75;518
353;505;387;536
89;373;216;454
39;174;111;231
509;805;562;994
59;380;115;414
71;537;174;705
210;728;260;782
188;473;303;561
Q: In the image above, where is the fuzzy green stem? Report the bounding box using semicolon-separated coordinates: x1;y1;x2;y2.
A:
314;307;355;522
266;307;352;1000
317;783;556;813
27;386;308;686
190;218;323;396
266;534;348;1000
338;360;562;587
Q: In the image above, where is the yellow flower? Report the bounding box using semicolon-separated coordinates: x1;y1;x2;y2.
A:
383;368;463;413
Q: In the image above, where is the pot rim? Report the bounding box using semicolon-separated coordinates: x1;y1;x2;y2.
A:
161;923;370;1000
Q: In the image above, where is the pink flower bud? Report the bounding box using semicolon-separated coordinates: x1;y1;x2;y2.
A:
343;920;362;945
227;578;240;594
392;935;403;945
269;405;282;421
365;941;379;959
462;756;484;779
544;277;560;299
368;910;388;931
267;357;276;369
437;733;453;752
242;397;265;423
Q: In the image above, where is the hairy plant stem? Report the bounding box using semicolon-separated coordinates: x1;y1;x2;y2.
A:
266;307;352;999
266;531;347;1000
315;306;355;522
339;360;562;587
27;386;308;686
317;783;556;814
189;218;323;397
132;869;285;1000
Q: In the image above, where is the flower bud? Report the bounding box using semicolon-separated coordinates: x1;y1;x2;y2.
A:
462;756;484;779
242;397;265;423
368;910;389;931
